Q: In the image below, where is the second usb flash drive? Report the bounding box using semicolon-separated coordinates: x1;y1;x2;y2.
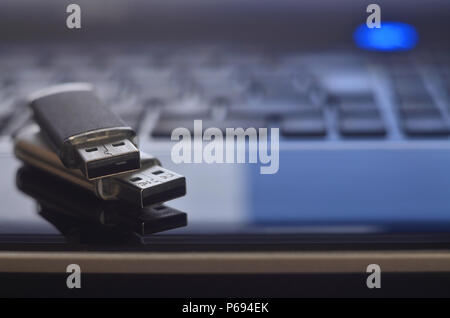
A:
28;83;140;179
14;125;186;208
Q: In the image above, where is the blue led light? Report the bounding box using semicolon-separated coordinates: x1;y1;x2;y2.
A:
353;22;418;52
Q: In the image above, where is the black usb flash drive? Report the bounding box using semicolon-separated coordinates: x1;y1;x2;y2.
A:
28;83;141;179
14;124;187;208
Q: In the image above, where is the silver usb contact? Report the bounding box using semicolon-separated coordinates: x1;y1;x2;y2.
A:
14;125;186;208
76;139;140;179
28;83;141;179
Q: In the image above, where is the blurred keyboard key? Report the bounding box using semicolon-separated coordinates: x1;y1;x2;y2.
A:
159;108;210;120
281;117;326;137
398;100;442;118
403;117;450;136
338;102;381;118
152;119;266;138
330;92;375;104
397;92;434;106
443;75;450;99
393;76;430;97
339;117;386;137
189;67;241;102
132;68;178;102
245;75;311;107
0;112;13;135
229;105;322;120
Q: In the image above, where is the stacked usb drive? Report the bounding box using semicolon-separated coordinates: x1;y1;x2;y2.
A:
13;83;187;235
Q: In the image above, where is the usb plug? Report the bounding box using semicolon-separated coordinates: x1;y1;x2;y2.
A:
76;139;140;179
112;165;187;207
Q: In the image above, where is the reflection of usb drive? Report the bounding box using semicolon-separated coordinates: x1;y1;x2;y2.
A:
16;166;188;236
28;83;140;179
14;125;186;208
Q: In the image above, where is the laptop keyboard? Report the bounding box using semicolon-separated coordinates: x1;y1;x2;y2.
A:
0;46;449;142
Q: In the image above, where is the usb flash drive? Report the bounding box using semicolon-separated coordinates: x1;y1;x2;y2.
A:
14;125;186;208
16;166;188;236
28;83;140;179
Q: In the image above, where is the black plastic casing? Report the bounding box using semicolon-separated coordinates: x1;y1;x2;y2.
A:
29;85;138;169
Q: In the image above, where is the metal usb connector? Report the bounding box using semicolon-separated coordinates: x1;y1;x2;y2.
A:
75;139;140;179
113;165;187;208
14;125;186;208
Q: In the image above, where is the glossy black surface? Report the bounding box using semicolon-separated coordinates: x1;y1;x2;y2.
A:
2;146;450;251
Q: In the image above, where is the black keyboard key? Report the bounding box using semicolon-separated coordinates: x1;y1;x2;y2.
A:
247;81;265;97
390;66;420;78
281;117;326;137
0;112;13;134
245;76;311;107
333;93;381;116
339;117;386;137
132;69;178;102
398;101;441;118
338;102;381;118
397;92;434;106
0;76;16;89
0;96;16;134
393;76;429;97
190;68;241;101
443;75;450;98
159;108;210;120
228;105;322;121
402;117;450;136
152;119;266;138
330;92;375;104
152;120;196;137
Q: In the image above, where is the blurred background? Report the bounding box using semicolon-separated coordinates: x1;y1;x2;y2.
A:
1;1;450;298
0;0;449;47
1;0;450;237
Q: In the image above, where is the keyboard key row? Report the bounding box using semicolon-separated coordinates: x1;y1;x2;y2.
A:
152;118;266;138
1;50;450;140
388;71;450;137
